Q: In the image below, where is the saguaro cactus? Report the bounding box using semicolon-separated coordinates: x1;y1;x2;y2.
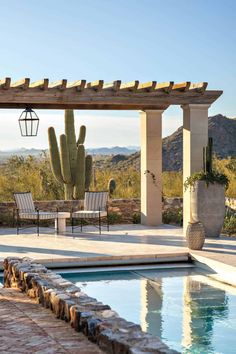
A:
48;110;92;200
203;137;213;174
108;178;116;196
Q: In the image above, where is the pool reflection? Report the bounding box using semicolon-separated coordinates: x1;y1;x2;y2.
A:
140;275;229;353
182;276;228;353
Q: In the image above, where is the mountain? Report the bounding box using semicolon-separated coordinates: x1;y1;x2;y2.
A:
0;148;44;161
96;114;236;171
163;114;236;170
1;115;235;170
86;146;139;155
0;146;139;161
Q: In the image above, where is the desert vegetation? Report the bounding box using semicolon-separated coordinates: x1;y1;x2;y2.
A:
0;153;235;233
0;154;235;201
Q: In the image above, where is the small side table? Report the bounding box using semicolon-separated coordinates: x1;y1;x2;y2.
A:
55;212;70;233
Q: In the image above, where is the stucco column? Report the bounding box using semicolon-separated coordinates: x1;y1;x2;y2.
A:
182;104;210;230
140;109;164;226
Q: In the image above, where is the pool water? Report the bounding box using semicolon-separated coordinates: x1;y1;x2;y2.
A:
61;267;236;354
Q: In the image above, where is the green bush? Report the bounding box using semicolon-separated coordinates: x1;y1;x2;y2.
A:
132;212;141;224
162;209;183;226
223;215;236;236
184;170;229;191
108;212;122;224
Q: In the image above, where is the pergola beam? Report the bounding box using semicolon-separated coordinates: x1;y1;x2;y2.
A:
154;81;174;93
0;78;222;110
103;80;121;91
173;81;191;91
138;81;157;92
120;80;139;92
11;78;30;89
30;79;49;90
0;77;11;89
189;82;208;92
86;80;104;91
48;79;67;90
67;80;86;91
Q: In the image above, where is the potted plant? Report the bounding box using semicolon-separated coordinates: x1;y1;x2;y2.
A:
184;137;229;238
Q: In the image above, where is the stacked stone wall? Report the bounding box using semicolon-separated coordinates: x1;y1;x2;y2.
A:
1;197;235;226
4;257;178;354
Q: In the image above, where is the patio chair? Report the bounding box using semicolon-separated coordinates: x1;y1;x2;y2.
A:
13;192;58;236
71;191;109;234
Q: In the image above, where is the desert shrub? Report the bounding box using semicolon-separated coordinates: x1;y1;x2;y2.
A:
214;158;236;197
93;167;140;199
108;212;122;224
162;172;183;197
223;215;236;235
0;155;235;203
0;153;64;201
132;212;141;224
162;208;183;226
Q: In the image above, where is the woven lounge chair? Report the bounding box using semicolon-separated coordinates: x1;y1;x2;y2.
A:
71;191;109;234
13;192;58;236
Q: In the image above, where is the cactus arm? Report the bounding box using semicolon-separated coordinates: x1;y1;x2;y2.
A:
74;144;85;199
60;134;72;184
208;137;213;173
65;110;77;184
48;127;64;184
85;155;93;190
203;137;213;174
77;125;86;145
203;147;205;173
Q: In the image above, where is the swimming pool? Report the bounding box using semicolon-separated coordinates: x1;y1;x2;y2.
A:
61;267;236;354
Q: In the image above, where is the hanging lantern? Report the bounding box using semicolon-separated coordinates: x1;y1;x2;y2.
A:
18;107;39;137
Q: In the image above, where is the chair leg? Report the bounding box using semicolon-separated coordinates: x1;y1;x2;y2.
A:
37;211;39;236
72;217;74;233
56;217;59;235
107;214;109;232
80;218;83;232
99;213;101;235
56;209;59;235
16;214;19;235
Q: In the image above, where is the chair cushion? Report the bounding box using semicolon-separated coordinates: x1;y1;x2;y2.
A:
19;211;58;220
72;210;107;218
14;192;35;212
84;192;108;211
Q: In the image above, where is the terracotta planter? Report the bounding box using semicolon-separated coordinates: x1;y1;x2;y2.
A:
191;180;225;238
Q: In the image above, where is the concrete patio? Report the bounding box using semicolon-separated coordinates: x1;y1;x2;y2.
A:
0;224;235;283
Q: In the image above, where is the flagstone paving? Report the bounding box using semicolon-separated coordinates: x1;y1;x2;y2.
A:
0;224;235;269
0;287;103;354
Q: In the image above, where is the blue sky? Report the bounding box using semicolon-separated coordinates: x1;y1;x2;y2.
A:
0;0;235;149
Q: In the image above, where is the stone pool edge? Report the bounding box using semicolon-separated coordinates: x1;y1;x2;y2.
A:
3;257;178;354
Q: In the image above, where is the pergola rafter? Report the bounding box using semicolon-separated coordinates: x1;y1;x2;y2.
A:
0;78;222;110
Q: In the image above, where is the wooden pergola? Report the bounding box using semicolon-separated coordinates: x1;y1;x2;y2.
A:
0;78;223;228
0;78;221;110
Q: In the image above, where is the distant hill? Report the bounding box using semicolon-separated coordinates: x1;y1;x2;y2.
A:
1;115;235;170
163;114;236;170
95;114;236;171
0;148;44;161
0;146;139;162
86;146;139;155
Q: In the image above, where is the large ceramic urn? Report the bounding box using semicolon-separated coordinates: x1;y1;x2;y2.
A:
190;180;225;238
